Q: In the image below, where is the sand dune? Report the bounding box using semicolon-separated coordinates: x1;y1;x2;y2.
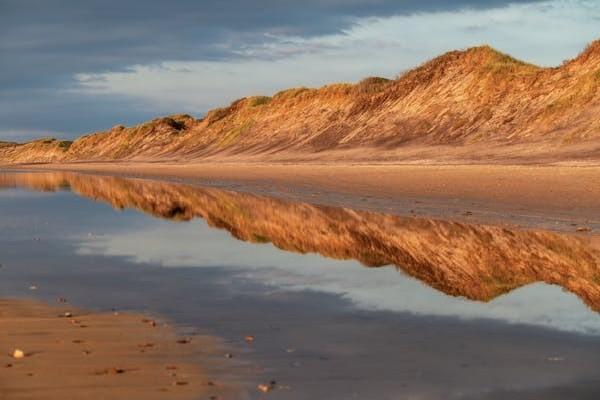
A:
1;40;600;164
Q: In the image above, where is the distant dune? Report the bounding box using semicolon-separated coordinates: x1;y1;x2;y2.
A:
2;40;600;164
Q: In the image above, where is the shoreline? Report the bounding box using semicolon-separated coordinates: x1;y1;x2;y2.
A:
0;298;240;400
4;162;599;233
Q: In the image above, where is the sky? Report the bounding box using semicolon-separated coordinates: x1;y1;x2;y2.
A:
1;0;599;141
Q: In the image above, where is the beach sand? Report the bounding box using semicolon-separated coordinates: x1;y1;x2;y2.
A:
0;298;238;400
10;162;600;230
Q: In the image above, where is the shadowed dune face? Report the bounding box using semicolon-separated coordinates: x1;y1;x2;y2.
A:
1;172;599;311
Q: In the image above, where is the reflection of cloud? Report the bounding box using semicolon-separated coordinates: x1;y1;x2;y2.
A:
0;188;55;198
76;220;600;335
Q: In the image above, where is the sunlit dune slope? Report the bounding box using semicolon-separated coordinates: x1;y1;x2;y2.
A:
2;40;600;164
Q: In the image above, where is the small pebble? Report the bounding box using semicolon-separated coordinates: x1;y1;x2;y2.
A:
258;381;277;393
12;349;25;359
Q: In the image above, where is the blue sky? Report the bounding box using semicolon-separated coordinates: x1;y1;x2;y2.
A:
1;0;599;141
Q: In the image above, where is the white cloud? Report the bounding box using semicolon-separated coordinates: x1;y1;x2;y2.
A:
73;0;600;115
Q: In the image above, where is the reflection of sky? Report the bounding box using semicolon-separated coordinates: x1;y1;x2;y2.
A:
3;180;600;336
4;177;600;400
76;219;600;336
0;187;150;239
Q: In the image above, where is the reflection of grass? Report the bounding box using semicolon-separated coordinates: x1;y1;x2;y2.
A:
595;69;600;81
219;120;254;147
251;233;270;243
216;196;251;220
482;275;520;297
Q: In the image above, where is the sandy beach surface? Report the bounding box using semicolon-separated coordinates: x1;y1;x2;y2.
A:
1;165;599;399
0;298;240;400
9;162;600;231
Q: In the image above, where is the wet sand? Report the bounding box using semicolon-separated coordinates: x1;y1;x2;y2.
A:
1;170;599;311
9;162;600;231
1;169;600;399
0;299;237;400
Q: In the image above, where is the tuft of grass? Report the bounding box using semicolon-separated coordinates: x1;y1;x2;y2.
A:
354;76;391;94
249;96;272;107
359;76;390;86
39;137;56;144
219;119;255;147
205;107;230;125
484;51;539;74
161;117;186;130
493;52;525;65
273;87;310;99
58;140;73;150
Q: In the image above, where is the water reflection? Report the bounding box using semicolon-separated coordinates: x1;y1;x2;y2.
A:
1;171;599;322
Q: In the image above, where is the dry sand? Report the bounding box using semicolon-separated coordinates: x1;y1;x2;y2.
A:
0;299;238;400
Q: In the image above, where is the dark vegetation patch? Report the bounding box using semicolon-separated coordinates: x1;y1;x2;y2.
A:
58;140;73;150
354;77;391;94
162;117;186;130
249;96;272;107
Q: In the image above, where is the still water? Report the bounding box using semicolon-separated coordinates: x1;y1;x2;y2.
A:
1;171;599;399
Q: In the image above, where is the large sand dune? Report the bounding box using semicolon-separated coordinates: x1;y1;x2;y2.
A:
2;40;600;164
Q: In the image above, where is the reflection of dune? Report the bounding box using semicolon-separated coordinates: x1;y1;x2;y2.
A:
2;172;599;311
